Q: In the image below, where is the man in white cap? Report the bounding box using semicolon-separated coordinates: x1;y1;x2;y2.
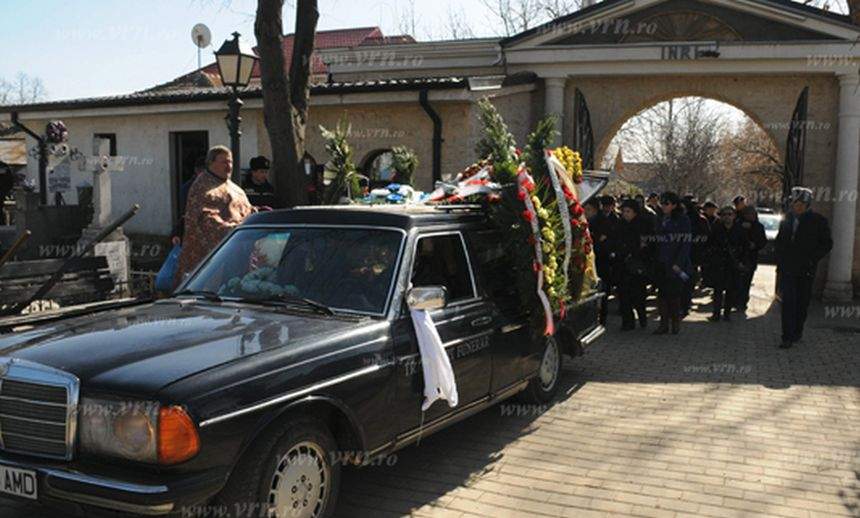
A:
775;187;833;349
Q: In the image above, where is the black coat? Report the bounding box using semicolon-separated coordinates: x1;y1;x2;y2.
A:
612;215;653;283
739;219;768;268
591;211;621;278
689;210;711;266
707;223;749;287
776;210;833;277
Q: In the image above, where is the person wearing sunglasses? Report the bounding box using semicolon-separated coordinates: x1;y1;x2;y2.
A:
653;192;692;335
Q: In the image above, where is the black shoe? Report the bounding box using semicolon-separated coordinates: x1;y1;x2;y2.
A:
621;323;635;332
708;315;721;322
653;327;669;335
723;314;731;322
639;318;648;329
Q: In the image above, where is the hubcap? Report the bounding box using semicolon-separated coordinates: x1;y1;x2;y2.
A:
539;337;560;391
268;441;330;518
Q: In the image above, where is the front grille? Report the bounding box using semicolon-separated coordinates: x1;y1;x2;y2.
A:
0;360;79;460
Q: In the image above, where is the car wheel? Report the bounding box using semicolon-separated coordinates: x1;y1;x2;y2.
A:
523;335;562;403
214;416;341;518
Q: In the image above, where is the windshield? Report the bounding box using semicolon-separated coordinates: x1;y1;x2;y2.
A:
182;227;404;315
759;215;782;231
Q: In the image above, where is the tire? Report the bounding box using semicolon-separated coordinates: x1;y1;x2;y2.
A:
214;416;341;518
522;335;562;404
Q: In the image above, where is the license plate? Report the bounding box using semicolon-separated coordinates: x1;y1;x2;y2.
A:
0;465;37;500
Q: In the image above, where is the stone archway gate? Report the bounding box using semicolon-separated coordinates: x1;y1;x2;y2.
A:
499;0;860;301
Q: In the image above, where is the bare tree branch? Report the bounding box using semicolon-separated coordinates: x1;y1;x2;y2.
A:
0;73;47;106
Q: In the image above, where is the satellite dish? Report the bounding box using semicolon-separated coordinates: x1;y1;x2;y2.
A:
191;24;212;70
191;23;212;48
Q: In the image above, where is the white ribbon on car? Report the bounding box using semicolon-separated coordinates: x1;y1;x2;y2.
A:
410;309;459;412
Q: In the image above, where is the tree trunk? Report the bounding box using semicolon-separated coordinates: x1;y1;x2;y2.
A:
255;0;319;208
850;0;860;26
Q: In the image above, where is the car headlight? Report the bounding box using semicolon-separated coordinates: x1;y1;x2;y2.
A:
79;398;199;465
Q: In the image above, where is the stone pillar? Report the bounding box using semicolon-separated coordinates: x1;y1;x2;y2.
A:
544;77;567;147
824;72;860;302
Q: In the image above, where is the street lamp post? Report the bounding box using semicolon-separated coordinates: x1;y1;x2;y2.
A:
215;32;259;184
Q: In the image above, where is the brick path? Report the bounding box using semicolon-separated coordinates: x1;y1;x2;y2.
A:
1;266;858;517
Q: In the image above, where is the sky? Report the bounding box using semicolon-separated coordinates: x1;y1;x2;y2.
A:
0;0;843;102
0;0;496;102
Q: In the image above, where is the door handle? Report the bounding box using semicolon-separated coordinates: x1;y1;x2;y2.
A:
471;316;493;327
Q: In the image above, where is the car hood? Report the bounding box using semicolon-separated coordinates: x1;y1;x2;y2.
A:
0;300;364;397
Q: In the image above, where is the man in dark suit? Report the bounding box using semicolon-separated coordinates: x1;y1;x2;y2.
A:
592;195;621;325
737;206;768;312
775;187;833;349
242;156;276;207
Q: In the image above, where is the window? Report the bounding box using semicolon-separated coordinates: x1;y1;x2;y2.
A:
185;227;403;315
94;133;117;156
363;149;396;183
411;234;475;303
469;230;524;315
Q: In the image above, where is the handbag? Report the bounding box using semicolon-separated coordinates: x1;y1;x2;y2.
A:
155;244;182;293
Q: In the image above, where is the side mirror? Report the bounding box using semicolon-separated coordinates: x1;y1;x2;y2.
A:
406;286;447;311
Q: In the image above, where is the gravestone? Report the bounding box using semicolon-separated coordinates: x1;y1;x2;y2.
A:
78;137;130;293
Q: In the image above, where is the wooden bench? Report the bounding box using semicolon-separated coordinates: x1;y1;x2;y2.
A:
0;256;115;315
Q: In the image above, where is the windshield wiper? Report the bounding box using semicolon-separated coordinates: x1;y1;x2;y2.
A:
174;289;223;302
244;293;335;317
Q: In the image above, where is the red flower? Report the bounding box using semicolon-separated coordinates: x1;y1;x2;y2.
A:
562;185;575;201
522;210;534;222
572;204;585;218
517;189;527;201
519;175;535;192
532;261;542;273
515;148;523;157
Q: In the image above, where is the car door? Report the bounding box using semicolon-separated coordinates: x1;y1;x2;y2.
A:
467;229;534;392
391;231;494;434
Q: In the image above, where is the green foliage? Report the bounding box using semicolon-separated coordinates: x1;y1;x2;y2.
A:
475;98;518;184
523;116;558;182
319;118;360;204
391;146;419;186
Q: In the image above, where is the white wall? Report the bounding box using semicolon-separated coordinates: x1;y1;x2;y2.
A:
20;109;262;236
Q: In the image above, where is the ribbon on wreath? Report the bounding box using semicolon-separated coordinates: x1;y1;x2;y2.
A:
518;166;555;337
428;165;501;203
545;151;574;285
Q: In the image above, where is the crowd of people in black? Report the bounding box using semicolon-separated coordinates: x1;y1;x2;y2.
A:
585;187;833;349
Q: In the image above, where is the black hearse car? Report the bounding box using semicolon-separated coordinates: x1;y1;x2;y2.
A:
0;205;604;517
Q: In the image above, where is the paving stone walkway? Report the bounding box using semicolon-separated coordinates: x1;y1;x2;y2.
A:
1;266;858;517
333;266;859;518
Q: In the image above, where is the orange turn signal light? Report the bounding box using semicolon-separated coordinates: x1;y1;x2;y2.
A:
158;406;200;465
